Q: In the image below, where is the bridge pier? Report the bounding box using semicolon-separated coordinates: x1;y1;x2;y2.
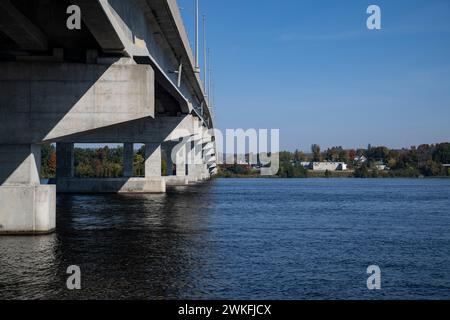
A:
57;142;165;194
123;143;134;178
0;144;56;234
163;143;175;176
163;141;189;186
56;143;74;179
187;138;210;183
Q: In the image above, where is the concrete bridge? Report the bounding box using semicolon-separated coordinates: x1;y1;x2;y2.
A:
0;0;217;234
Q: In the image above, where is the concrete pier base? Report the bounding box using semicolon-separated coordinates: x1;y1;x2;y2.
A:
0;185;56;235
0;144;55;235
164;176;189;186
188;164;210;182
57;178;166;194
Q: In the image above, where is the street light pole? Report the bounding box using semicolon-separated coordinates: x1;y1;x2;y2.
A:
203;14;208;98
194;0;200;73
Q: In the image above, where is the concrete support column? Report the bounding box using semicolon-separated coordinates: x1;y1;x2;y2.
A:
56;143;165;194
203;140;216;177
163;142;187;177
187;138;207;182
0;144;55;235
164;146;174;176
162;141;189;186
0;144;41;185
130;142;166;192
175;147;187;177
145;143;162;178
123;143;134;177
56;143;74;178
187;140;197;182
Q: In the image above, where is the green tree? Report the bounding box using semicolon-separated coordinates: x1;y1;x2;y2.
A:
367;146;390;163
134;153;145;176
420;160;442;177
354;165;370;178
293;149;305;163
311;144;321;162
433;143;450;164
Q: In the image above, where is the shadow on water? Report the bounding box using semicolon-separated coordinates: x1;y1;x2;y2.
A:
0;182;217;300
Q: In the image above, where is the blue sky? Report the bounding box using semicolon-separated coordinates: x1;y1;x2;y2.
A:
178;0;450;151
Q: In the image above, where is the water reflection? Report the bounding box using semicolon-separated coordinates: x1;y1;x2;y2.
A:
0;234;58;300
0;182;216;300
2;179;450;300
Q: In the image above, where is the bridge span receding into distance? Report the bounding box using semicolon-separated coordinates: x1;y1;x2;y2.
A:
0;0;217;234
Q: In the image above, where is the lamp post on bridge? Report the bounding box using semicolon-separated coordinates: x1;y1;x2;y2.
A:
203;14;208;100
194;0;200;74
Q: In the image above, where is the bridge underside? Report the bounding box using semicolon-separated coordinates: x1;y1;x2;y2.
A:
0;0;217;235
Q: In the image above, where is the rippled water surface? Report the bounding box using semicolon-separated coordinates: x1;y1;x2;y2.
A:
1;179;450;300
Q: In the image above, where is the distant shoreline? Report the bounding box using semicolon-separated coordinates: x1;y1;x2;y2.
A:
213;174;450;179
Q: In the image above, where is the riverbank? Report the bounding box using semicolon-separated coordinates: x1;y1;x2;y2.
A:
214;171;450;179
214;171;351;179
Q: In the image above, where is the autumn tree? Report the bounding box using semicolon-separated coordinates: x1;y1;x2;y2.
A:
41;143;56;178
47;152;57;177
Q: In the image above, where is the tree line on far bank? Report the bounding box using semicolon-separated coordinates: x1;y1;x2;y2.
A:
40;142;450;179
218;143;450;178
40;145;167;179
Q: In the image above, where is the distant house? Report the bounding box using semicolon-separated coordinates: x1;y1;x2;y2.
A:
354;155;367;164
301;162;347;171
374;161;388;171
300;162;311;169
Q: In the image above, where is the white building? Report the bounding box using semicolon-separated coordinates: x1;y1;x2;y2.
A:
373;162;388;171
354;155;368;164
300;162;311;169
301;162;347;171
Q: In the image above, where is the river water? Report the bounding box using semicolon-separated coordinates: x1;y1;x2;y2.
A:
1;178;450;300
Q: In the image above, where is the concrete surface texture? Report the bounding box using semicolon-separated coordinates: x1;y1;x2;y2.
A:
0;61;155;144
0;185;56;234
0;0;217;235
56;178;165;194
